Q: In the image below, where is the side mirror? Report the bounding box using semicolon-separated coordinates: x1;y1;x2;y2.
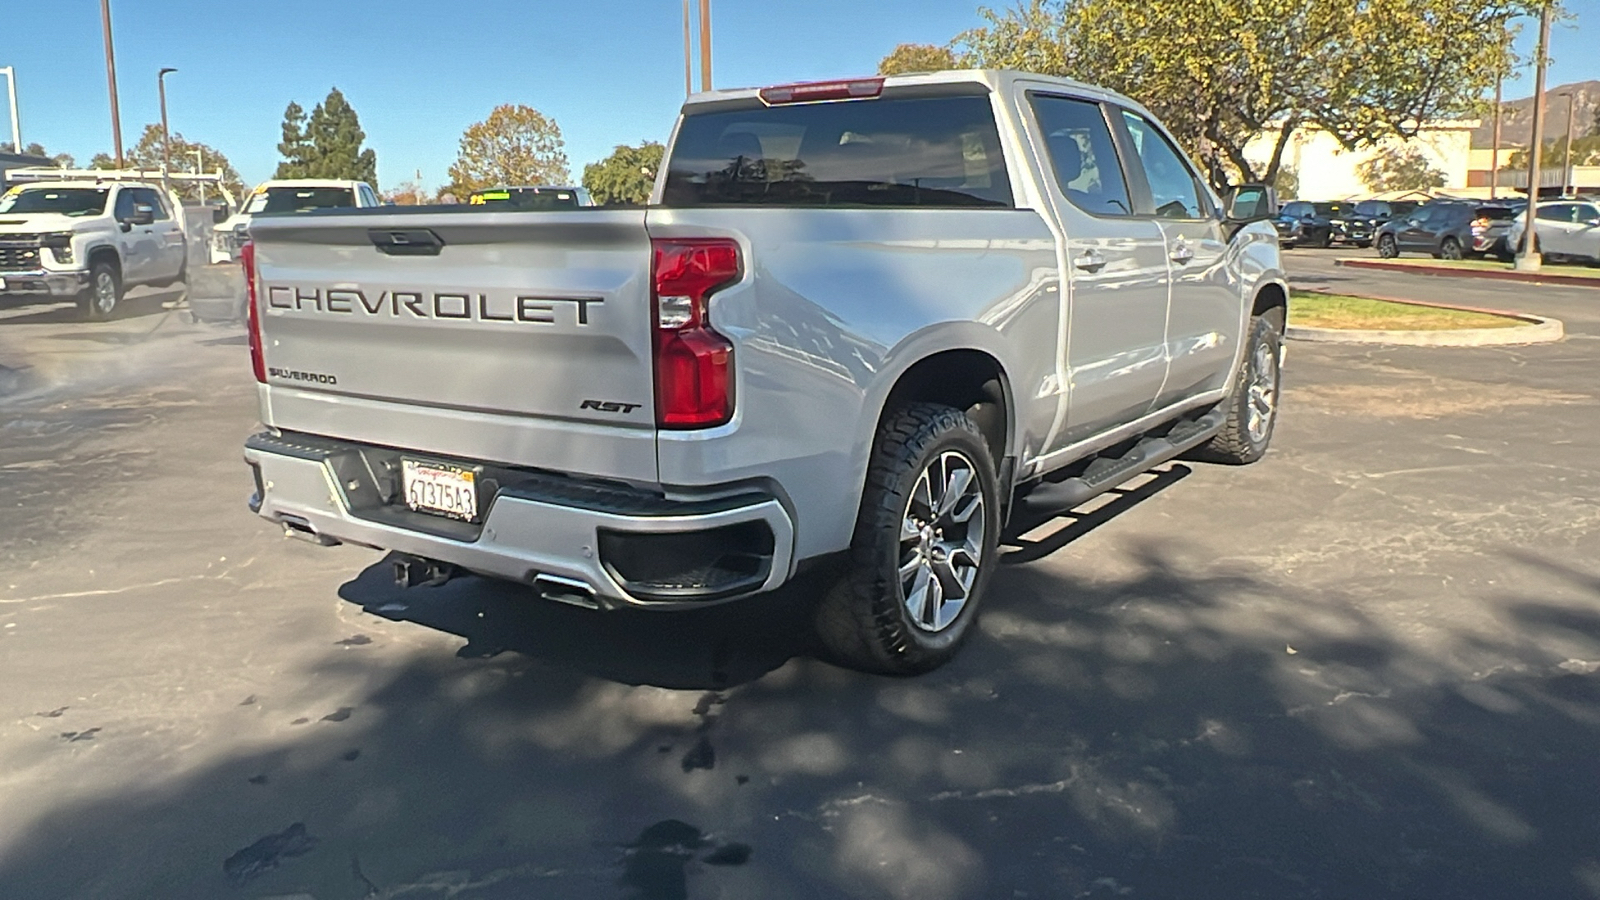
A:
1224;184;1277;224
129;203;155;226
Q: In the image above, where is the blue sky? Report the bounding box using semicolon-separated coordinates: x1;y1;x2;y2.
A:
3;0;1595;192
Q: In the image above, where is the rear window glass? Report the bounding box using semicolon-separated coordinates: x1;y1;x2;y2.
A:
1354;201;1389;217
1476;206;1515;221
1282;202;1312;217
468;188;581;210
663;95;1012;208
1312;203;1346;216
246;187;357;215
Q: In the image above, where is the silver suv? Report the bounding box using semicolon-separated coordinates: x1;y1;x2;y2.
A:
242;70;1287;674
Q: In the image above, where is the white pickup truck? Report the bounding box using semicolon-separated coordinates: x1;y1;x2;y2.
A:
211;179;380;264
0;179;188;318
242;70;1287;674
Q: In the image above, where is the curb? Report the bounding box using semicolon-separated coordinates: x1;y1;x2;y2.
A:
1287;315;1564;346
1287;289;1565;346
1337;257;1600;288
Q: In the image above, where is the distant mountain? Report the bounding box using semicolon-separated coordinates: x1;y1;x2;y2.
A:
1472;80;1600;148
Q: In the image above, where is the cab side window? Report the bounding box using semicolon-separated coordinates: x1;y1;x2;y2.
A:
1029;95;1133;217
1537;203;1575;222
113;189;137;221
133;188;171;220
1119;111;1207;220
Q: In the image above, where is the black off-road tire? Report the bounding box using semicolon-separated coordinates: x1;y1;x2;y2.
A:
77;260;122;320
1190;316;1283;466
814;403;1001;676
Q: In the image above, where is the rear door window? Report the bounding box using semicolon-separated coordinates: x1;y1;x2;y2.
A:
1118;111;1207;219
663;94;1012;208
1537;203;1575;222
1029;95;1132;216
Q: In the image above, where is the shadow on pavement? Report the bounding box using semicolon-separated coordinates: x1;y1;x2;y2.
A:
2;544;1599;898
0;286;185;326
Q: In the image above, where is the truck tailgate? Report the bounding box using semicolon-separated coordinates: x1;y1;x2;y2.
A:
248;210;659;483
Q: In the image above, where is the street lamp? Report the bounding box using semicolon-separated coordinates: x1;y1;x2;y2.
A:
1515;3;1552;272
0;66;19;154
158;67;178;176
100;0;123;167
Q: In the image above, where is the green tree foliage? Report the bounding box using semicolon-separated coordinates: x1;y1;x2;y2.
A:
582;141;665;206
878;43;958;75
955;0;1527;190
448;104;570;197
273;89;378;183
274;101;311;178
1504;134;1600;171
85;125;246;204
0;141;74;168
1357;147;1447;192
1273;166;1300;201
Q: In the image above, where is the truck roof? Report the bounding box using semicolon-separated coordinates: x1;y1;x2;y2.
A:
682;69;1141;115
251;179;367;190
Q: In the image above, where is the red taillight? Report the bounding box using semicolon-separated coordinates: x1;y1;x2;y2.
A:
241;241;266;384
759;77;884;105
651;238;741;428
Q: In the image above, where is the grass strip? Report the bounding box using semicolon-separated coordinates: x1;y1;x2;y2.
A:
1289;290;1524;330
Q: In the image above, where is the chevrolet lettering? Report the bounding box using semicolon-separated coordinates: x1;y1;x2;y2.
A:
242;70;1288;676
263;286;602;325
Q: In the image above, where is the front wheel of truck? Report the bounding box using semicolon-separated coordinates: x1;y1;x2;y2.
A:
815;403;1001;676
1190;315;1283;465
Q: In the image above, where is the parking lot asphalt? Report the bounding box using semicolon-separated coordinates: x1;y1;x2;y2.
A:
1;257;1598;900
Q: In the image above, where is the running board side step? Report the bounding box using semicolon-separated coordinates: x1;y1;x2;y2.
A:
1016;406;1226;519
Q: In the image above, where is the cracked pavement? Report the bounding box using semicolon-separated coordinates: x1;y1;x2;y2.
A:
1;255;1599;899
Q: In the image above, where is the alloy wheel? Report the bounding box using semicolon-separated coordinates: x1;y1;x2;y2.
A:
898;450;986;633
94;270;117;316
1245;339;1279;444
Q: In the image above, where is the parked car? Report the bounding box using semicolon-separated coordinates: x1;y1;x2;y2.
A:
1374;201;1517;260
1346;199;1421;247
1506;199;1600;263
1275;201;1352;247
466;185;595;209
210;179;380;264
0;179;188;318
240;70;1289;675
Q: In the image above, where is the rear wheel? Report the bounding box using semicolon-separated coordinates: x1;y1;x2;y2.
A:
1440;237;1464;260
1191;316;1282;466
1377;234;1399;258
77;260;121;320
814;403;1000;675
1319;229;1334;248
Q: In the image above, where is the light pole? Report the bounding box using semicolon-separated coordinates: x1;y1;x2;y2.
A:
1515;2;1552;272
1560;91;1575;197
158;67;177;175
698;0;712;92
1490;72;1503;200
100;0;123;168
189;148;205;204
682;0;692;97
0;66;19;154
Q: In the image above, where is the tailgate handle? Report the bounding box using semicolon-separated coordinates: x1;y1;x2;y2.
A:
368;228;444;256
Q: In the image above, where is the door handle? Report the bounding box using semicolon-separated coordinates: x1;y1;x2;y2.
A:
1073;250;1106;272
1169;241;1194;264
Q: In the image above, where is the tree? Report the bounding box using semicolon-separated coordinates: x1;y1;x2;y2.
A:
300;88;378;184
1273;166;1300;201
955;0;1527;191
448;104;570;197
274;101;312;178
878;43;958;75
383;180;437;205
85;125;246;204
582;141;664;205
0;141;74;168
1357;147;1447;192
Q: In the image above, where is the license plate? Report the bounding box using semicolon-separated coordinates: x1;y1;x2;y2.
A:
402;459;478;521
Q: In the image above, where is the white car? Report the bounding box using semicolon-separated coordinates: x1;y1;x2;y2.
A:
210;179;381;264
0;180;188;318
1507;199;1600;262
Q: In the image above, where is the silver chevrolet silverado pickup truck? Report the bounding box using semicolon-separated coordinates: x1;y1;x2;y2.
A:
243;70;1287;674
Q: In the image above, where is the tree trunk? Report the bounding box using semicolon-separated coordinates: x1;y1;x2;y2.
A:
1262;117;1300;185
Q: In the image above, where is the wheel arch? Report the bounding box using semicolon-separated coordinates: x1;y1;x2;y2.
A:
86;245;122;277
875;347;1014;481
1252;280;1288;333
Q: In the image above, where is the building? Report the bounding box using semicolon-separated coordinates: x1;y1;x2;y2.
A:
1;150;53;191
1243;120;1478;201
